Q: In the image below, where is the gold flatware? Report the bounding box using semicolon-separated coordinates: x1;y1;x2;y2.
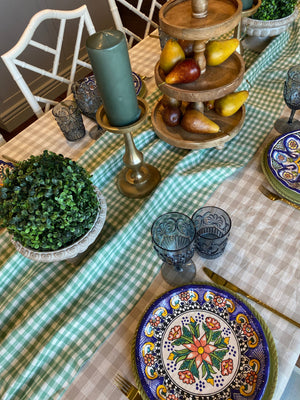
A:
203;267;300;328
114;374;142;400
259;185;300;210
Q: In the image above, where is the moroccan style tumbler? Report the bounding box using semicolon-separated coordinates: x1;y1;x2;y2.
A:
52;100;85;141
192;206;231;259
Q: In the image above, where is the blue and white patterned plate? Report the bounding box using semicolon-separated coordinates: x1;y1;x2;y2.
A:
132;71;143;96
0;160;15;185
133;284;277;400
267;130;300;195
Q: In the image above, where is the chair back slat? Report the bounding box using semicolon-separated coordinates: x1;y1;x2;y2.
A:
1;5;96;118
108;0;163;48
68;15;85;96
29;40;57;55
52;19;66;77
13;59;71;84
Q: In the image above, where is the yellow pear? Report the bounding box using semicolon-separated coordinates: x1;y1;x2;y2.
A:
181;109;220;134
214;91;249;117
205;38;239;66
160;39;185;74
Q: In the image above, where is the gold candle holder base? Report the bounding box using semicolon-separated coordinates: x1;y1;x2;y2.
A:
96;97;161;198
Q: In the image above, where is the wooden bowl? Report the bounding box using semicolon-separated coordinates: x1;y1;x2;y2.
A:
151;97;245;150
155;51;245;102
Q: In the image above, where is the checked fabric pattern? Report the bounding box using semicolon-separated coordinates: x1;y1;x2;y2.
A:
1;17;300;400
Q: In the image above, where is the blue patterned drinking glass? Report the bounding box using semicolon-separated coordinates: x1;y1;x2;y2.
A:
151;212;196;286
192;206;231;259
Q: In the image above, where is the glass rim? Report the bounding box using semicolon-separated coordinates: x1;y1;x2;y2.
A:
287;65;300;82
151;211;196;252
192;206;232;237
52;100;78;117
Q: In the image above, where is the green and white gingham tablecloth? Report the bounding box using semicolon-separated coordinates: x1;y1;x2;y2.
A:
1;17;300;400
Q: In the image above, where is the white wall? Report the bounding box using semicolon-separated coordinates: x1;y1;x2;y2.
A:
0;0;115;132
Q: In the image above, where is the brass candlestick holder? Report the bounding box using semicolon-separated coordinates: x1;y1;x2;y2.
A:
96;97;161;198
234;0;261;55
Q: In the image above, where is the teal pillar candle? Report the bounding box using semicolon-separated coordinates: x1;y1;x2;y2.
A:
242;0;253;10
86;30;141;127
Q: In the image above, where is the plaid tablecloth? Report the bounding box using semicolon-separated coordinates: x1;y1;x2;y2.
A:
1;17;300;400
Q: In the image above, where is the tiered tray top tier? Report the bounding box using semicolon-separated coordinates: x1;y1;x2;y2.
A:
160;0;242;40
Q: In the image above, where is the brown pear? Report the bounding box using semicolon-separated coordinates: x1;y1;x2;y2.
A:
162;105;182;127
181;109;220;134
177;39;194;57
165;59;200;85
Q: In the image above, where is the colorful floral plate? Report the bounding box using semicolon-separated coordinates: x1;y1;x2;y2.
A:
132;283;277;400
267;130;300;195
0;160;15;186
261;131;300;205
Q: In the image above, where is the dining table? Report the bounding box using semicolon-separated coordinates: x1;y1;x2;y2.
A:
0;11;300;400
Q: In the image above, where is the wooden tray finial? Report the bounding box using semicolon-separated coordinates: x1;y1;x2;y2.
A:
192;0;208;18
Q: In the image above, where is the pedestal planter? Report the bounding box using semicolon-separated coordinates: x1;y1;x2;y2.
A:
11;188;107;262
242;8;298;51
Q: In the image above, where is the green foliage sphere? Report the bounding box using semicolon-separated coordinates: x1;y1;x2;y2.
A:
253;0;298;20
0;151;99;251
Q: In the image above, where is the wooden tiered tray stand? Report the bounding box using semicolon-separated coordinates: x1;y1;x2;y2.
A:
151;0;246;150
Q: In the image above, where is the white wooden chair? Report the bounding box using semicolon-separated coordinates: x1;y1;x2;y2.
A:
1;5;96;118
108;0;164;48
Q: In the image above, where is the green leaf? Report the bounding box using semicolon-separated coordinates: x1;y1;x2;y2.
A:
211;331;221;341
190;360;199;379
173;348;190;355
213;349;228;361
182;325;192;339
179;360;192;371
175;354;189;364
202;363;206;378
173;336;194;346
210;353;221;369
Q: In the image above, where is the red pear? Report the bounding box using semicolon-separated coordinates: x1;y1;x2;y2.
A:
165;59;200;85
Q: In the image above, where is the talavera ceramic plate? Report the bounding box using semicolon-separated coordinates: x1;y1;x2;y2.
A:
267;130;300;195
132;71;143;96
132;283;277;400
0;160;15;185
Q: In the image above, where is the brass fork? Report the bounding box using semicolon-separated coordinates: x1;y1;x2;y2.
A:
259;185;300;210
114;374;143;400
